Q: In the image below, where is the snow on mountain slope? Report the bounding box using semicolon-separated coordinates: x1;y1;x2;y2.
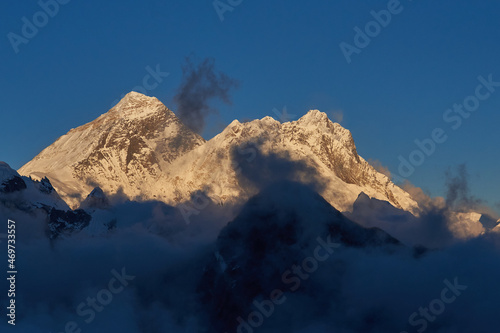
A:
1;161;68;210
0;161;20;184
18;92;417;214
161;110;419;214
18;92;205;208
0;162;93;240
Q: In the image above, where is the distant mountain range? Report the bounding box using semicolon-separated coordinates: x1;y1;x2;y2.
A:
0;91;497;242
18;91;418;215
2;91;500;332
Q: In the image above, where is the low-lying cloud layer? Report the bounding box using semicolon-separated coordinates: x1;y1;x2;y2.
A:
0;155;499;333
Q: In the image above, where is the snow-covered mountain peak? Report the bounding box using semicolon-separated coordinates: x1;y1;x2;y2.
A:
297;109;352;137
1;162;28;194
18;92;418;214
298;109;328;122
214;116;281;143
0;162;18;183
164;108;418;214
123;90;150;99
19;94;205;208
250;116;281;132
108;91;172;120
117;90;158;104
260;115;280;124
80;186;109;210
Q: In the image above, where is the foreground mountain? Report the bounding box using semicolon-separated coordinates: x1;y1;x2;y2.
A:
18;92;417;214
198;181;406;332
19;92;205;208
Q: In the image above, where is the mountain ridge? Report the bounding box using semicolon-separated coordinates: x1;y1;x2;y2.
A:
18;91;418;214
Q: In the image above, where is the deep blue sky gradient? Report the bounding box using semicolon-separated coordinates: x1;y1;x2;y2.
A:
1;0;499;213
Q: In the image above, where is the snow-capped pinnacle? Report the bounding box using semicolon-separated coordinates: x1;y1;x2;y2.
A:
81;186;109;210
18;94;205;208
88;186;106;199
0;161;27;193
119;91;158;103
227;119;241;128
298;110;344;130
125;91;150;98
163;108;419;214
255;116;281;130
0;162;18;183
108;91;170;120
299;109;328;122
18;92;418;215
294;110;356;153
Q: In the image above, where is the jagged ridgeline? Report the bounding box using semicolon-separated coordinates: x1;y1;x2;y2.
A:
18;92;418;215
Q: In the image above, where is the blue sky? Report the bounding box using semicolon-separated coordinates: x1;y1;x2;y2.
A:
1;0;499;213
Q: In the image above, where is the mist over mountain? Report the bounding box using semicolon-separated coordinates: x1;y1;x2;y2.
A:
1;92;499;332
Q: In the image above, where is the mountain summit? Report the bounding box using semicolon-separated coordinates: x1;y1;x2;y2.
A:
161;109;418;213
19;93;418;214
19;92;205;208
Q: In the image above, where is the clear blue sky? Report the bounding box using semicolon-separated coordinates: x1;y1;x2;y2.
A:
1;0;499;213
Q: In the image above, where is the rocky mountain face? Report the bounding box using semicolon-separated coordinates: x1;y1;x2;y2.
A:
0;162;91;240
1;162;68;211
18;92;417;214
18;92;205;208
162;109;419;214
